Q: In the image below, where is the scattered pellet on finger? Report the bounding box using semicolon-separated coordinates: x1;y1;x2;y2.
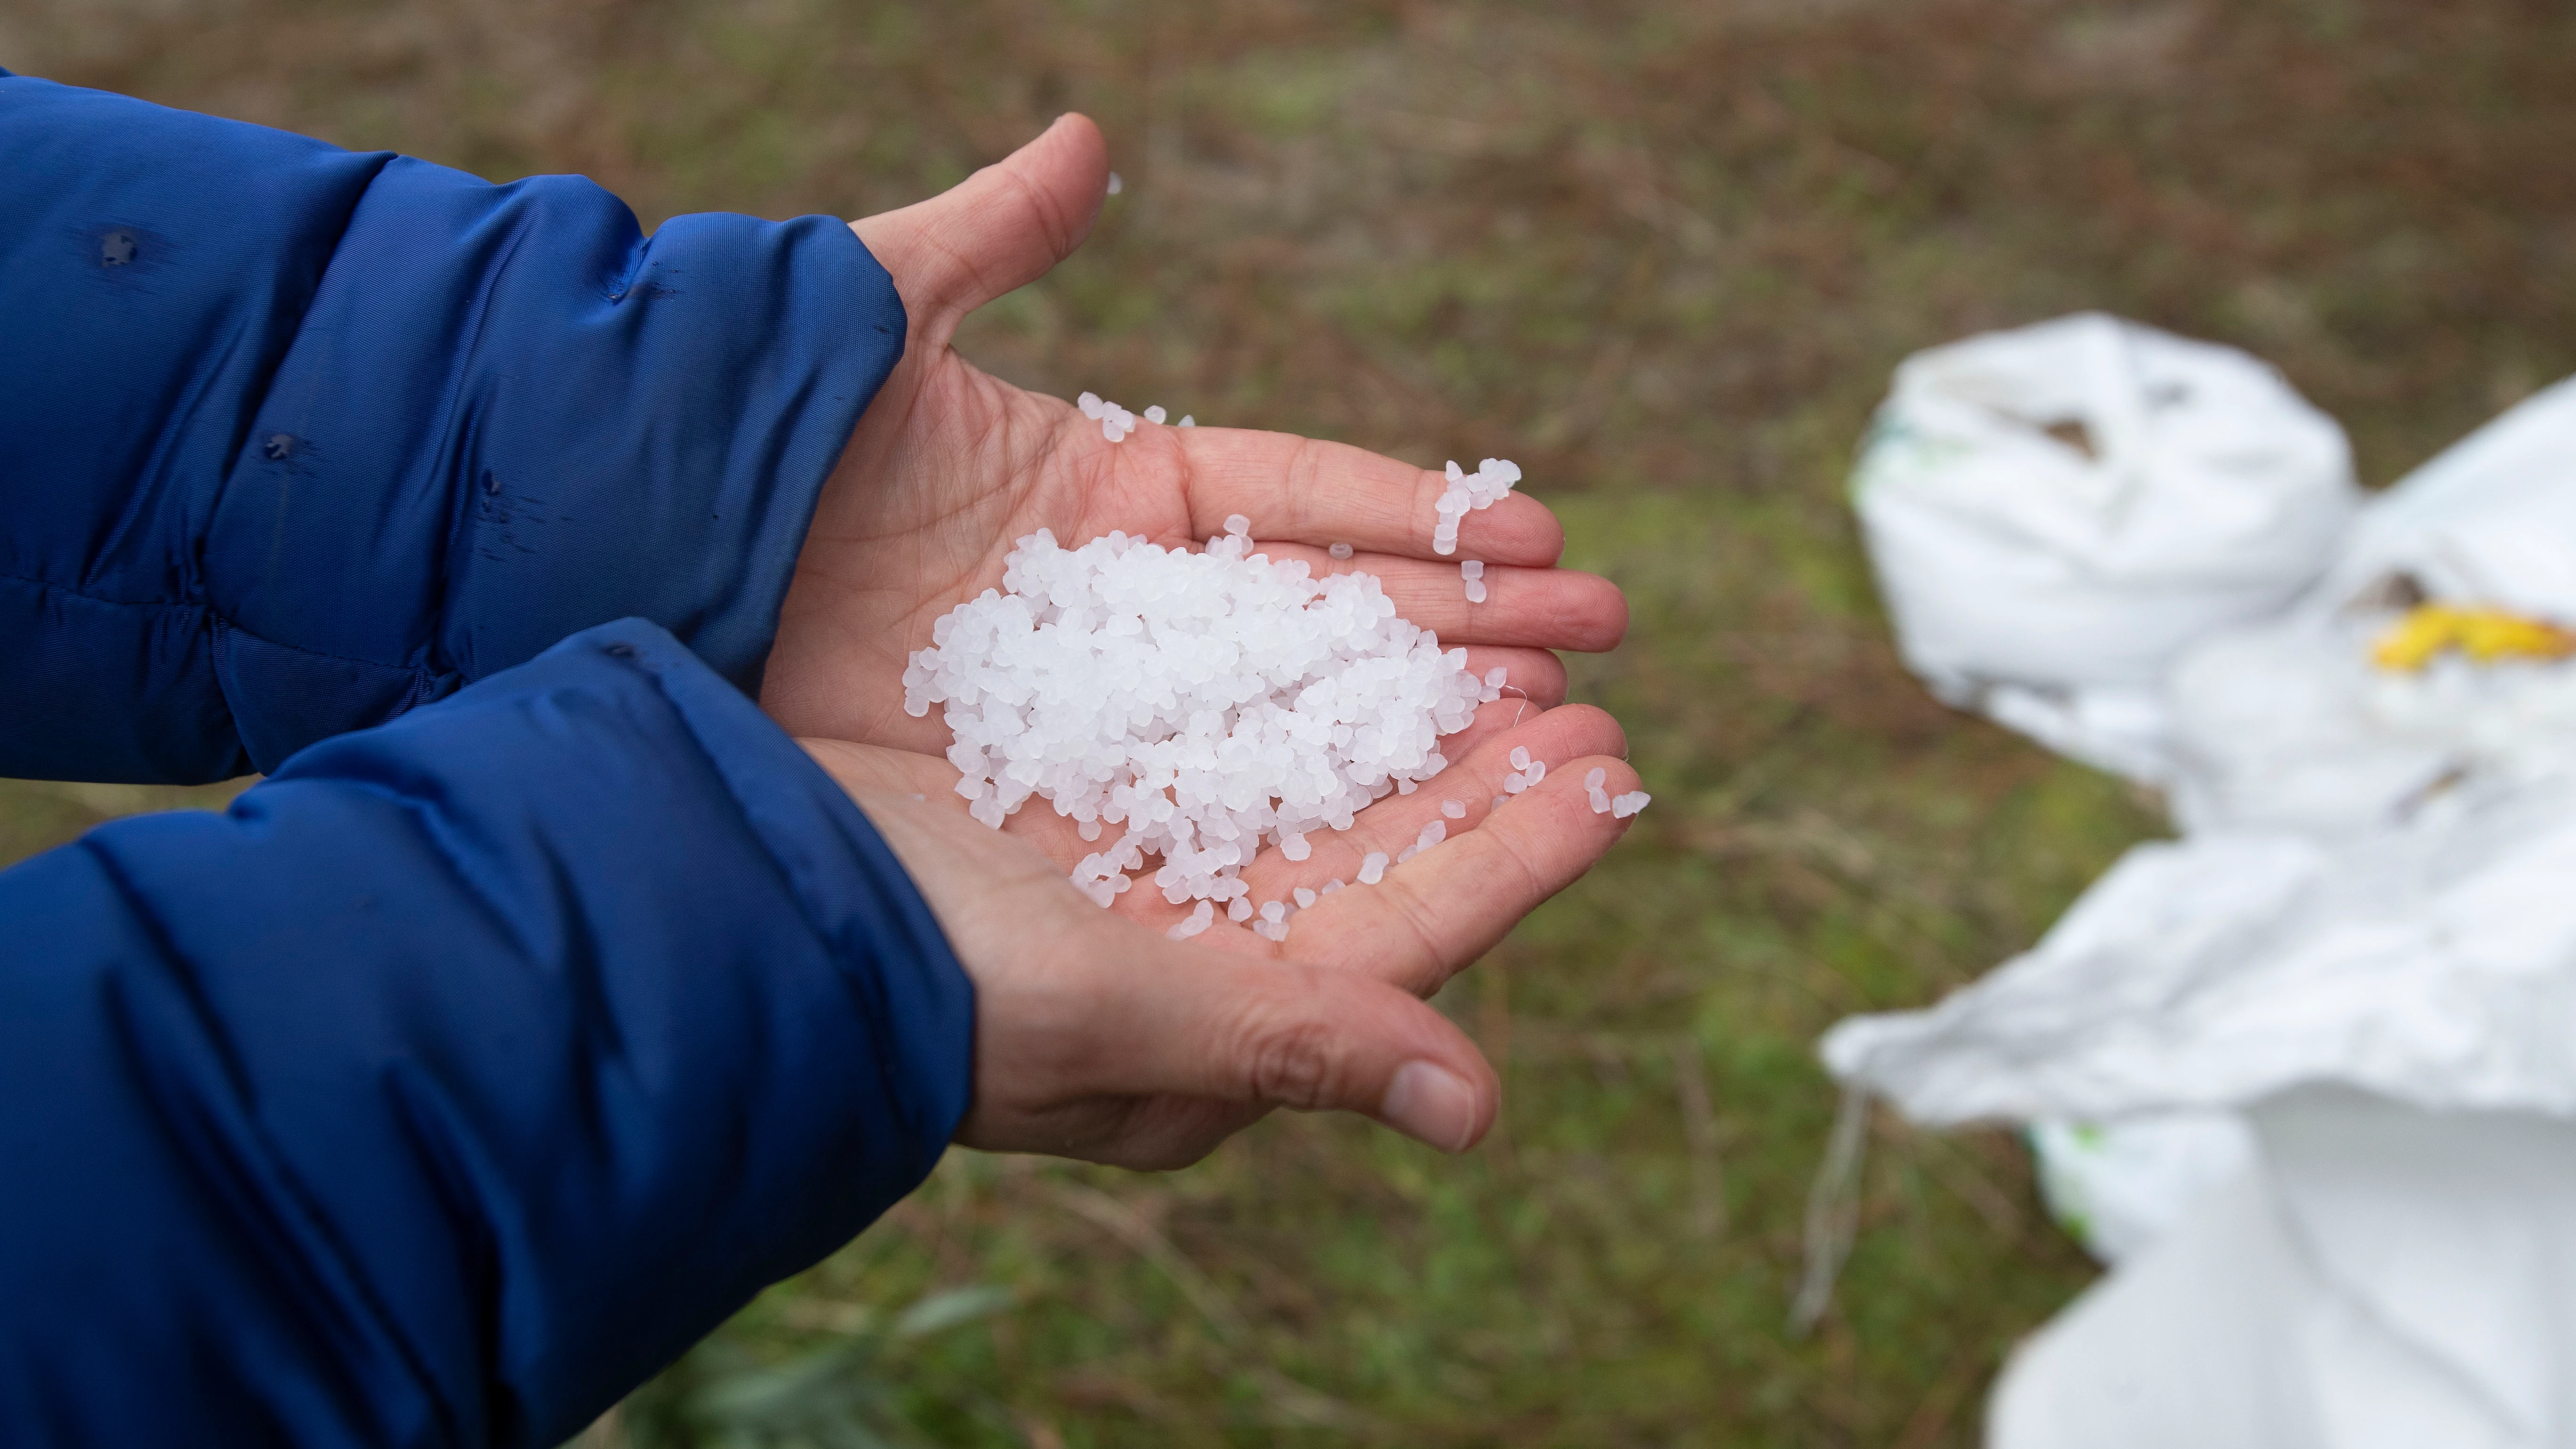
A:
1167;900;1216;940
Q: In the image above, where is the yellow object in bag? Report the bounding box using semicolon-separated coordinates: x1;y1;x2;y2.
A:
2370;603;2576;671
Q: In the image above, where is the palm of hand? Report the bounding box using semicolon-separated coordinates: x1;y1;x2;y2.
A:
765;343;1199;758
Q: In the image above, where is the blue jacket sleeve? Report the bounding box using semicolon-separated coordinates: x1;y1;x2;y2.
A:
0;71;905;782
0;618;974;1449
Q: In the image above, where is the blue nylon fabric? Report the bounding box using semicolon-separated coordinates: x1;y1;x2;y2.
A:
0;67;978;1449
0;620;975;1448
0;72;906;780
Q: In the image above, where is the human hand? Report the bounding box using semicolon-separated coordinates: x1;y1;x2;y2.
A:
759;113;1629;754
771;112;1641;1169
802;705;1646;1168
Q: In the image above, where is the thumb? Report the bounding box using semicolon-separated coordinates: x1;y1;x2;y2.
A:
1093;942;1502;1153
852;113;1111;337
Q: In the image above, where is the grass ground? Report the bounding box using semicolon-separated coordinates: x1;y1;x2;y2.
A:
7;1;2575;1443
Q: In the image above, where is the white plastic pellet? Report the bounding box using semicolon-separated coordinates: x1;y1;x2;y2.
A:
1281;831;1311;861
1329;542;1353;561
1510;747;1532;771
1464;580;1487;604
1178;415;1195;427
1294;886;1317;909
1427;460;1521;558
1079;394;1139;443
1224;513;1251;538
1585;767;1607;790
1144;405;1167;424
1228;895;1254;921
1167;900;1215;939
1441;799;1466;819
1321;878;1345;894
1358;852;1389;885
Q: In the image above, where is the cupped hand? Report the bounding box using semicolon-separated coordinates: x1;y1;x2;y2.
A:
771;113;1641;1170
760;113;1630;753
800;701;1646;1170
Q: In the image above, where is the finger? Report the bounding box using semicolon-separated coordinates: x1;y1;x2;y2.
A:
1249;544;1628;653
1174;428;1567;567
1084;942;1501;1152
1457;647;1566;709
1233;702;1627;900
853;113;1111;333
1410;694;1554;773
1289;751;1647;997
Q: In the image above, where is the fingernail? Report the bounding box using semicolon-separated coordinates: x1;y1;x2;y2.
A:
1381;1061;1481;1152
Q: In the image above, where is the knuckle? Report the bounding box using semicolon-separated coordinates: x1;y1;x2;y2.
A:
1243;1011;1342;1111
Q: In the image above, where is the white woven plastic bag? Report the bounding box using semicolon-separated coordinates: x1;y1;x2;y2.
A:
1852;312;2358;781
2165;375;2576;837
1837;359;2576;1447
1825;765;2576;1447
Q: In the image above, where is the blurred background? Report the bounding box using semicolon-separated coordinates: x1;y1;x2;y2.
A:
5;1;2574;1443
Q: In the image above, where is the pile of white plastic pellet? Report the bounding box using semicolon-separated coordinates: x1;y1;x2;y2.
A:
904;517;1504;923
905;409;1643;940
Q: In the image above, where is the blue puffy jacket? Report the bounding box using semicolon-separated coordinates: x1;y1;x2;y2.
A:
0;70;975;1447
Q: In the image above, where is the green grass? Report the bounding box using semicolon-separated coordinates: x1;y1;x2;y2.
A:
8;0;2575;1442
